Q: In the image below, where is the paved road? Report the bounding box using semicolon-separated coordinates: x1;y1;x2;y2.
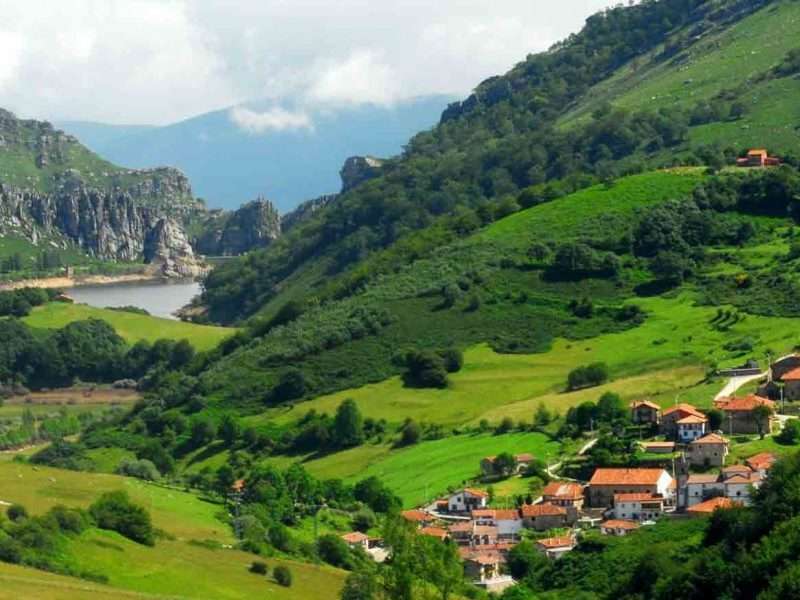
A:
715;371;767;400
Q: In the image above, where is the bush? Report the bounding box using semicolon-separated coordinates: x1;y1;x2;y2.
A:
399;419;421;446
317;534;353;569
7;504;28;522
439;348;464;373
89;491;155;546
116;458;161;481
567;362;609;390
777;419;800;445
249;561;268;575
403;350;449;388
273;565;292;587
352;508;376;533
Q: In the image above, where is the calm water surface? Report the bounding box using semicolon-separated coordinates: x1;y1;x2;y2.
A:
68;280;201;320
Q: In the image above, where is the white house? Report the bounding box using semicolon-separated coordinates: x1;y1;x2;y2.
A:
683;467;762;508
448;488;489;513
613;493;665;521
676;415;708;442
471;509;523;539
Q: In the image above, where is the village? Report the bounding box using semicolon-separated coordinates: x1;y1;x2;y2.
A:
335;353;799;593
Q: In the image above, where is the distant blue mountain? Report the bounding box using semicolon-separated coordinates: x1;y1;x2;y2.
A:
58;95;452;212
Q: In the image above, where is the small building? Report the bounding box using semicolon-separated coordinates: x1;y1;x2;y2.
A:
600;519;640;536
676;414;708;442
683;466;762;508
661;404;706;439
714;395;777;435
341;532;370;550
541;481;585;509
449;522;499;546
736;149;781;168
631;401;661;425
746;452;777;476
778;366;800;400
520;503;568;531
448;488;489;513
687;433;729;467
687;496;737;517
471;509;523;539
419;526;449;541
401;510;434;528
536;536;576;559
588;468;674;508
613;493;665;521
641;441;676;454
464;553;504;584
480;453;534;476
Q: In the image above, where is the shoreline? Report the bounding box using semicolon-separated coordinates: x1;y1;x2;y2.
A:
0;272;167;292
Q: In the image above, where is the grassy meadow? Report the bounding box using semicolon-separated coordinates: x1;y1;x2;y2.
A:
23;303;234;351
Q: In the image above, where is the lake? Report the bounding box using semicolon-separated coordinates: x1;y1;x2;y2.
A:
68;279;201;320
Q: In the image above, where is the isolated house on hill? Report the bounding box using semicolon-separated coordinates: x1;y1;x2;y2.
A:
736;149;781;167
631;400;661;425
714;395;776;435
661;403;706;438
480;453;534;476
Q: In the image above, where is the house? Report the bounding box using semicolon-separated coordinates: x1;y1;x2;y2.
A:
631;400;661;425
736;149;781;167
449;522;499;546
661;404;706;438
536;536;576;559
714;395;777;435
683;467;762;508
341;532;370;550
676;414;708;442
778;366;800;400
770;354;800;381
541;481;585;509
480;453;534;476
687;433;729;467
471;509;524;539
613;493;665;521
641;441;676;454
448;488;489;513
588;468;674;508
746;452;777;476
520;503;568;531
419;526;449;541
463;553;504;584
600;519;640;536
687;496;737;517
401;510;434;528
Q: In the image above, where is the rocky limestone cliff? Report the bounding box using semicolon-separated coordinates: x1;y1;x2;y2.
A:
340;156;384;193
281;193;339;232
0;109;204;277
193;197;281;256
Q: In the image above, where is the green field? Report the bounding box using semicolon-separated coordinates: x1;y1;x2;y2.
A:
23;303;234;351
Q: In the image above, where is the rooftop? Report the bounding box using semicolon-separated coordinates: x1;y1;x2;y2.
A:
521;503;567;517
542;481;584;499
341;532;370;544
633;400;661;410
536;536;575;549
663;403;705;419
419;526;448;539
401;510;431;522
614;493;663;503
687;497;737;514
716;394;776;412
589;468;669;486
601;519;640;530
691;433;729;445
746;452;777;471
677;415;708;425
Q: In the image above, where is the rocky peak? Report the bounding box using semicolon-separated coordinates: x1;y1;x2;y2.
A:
193;196;281;256
340;155;384;193
281;193;339;232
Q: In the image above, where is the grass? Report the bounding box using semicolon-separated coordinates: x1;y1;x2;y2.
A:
23;303;234;351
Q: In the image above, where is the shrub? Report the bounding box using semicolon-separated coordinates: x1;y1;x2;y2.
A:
399;419;421;446
7;504;28;522
439;348;464;373
249;561;268;575
352;508;376;533
89;491;155;546
567;362;609;390
403;350;449;388
116;458;161;482
273;565;292;587
317;534;353;569
777;419;800;445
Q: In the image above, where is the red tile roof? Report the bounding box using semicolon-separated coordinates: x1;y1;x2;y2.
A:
642;441;675;448
465;553;503;566
614;493;662;503
589;468;668;486
717;394;776;412
470;509;521;521
401;510;431;523
633;401;661;410
419;526;448;539
520;503;566;517
746;452;777;471
536;536;575;549
662;403;705;419
691;433;728;445
515;453;534;463
601;519;640;530
542;481;584;500
725;474;755;485
687;497;736;515
686;474;720;484
461;487;490;498
779;366;800;381
341;532;370;544
677;415;708;425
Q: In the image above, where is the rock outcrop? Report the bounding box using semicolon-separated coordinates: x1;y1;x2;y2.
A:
193;197;281;256
281;193;338;232
340;156;384;193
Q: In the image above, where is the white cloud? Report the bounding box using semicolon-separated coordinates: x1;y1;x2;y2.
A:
229;106;313;134
0;31;23;89
308;50;401;106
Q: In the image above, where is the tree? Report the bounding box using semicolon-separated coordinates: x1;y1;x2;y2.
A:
190;418;216;448
215;465;236;497
271;368;307;403
496;417;514;434
507;540;547;579
273;565;292;587
219;415;240;447
333;399;365;448
706;408;723;431
567;363;609;390
352;508;376;533
753;404;774;439
403;350;449;388
534;403;553;427
439;348;464;373
650;251;691;285
596;392;626;423
89;491;154;546
493;452;517;477
6;504;28;522
317;534;354;569
341;569;379;600
400;419;421;446
249;561;268;575
777;418;800;445
420;537;462;600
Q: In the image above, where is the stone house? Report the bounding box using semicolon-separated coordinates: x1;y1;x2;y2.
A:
682;466;762;508
746;452;777;477
631;401;661;425
661;404;706;438
541;481;585;510
714;395;777;435
613;493;665;521
520;503;569;531
587;468;674;508
779;366;800;400
687;433;729;467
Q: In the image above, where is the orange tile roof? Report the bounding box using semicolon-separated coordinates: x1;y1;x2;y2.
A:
614;493;662;503
470;508;521;521
642;441;675;448
401;510;431;523
231;479;246;492
589;468;668;486
691;433;728;445
465;553;503;565
633;401;661;410
448;522;474;533
687;497;736;514
722;464;752;473
515;453;534;462
542;481;584;499
419;526;448;539
687;474;720;484
520;503;567;517
779;366;800;381
536;536;575;549
748;149;768;156
462;487;490;498
663;403;705;419
717;394;775;412
725;474;755;485
677;415;708;424
341;532;370;544
746;452;777;471
601;519;640;530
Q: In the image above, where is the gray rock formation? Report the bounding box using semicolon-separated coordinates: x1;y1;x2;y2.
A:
340;156;384;193
193;197;281;256
281;193;338;232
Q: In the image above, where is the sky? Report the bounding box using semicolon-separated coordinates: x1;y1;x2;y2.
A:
0;0;612;127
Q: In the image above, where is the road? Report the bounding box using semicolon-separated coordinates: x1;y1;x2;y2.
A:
714;371;767;401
